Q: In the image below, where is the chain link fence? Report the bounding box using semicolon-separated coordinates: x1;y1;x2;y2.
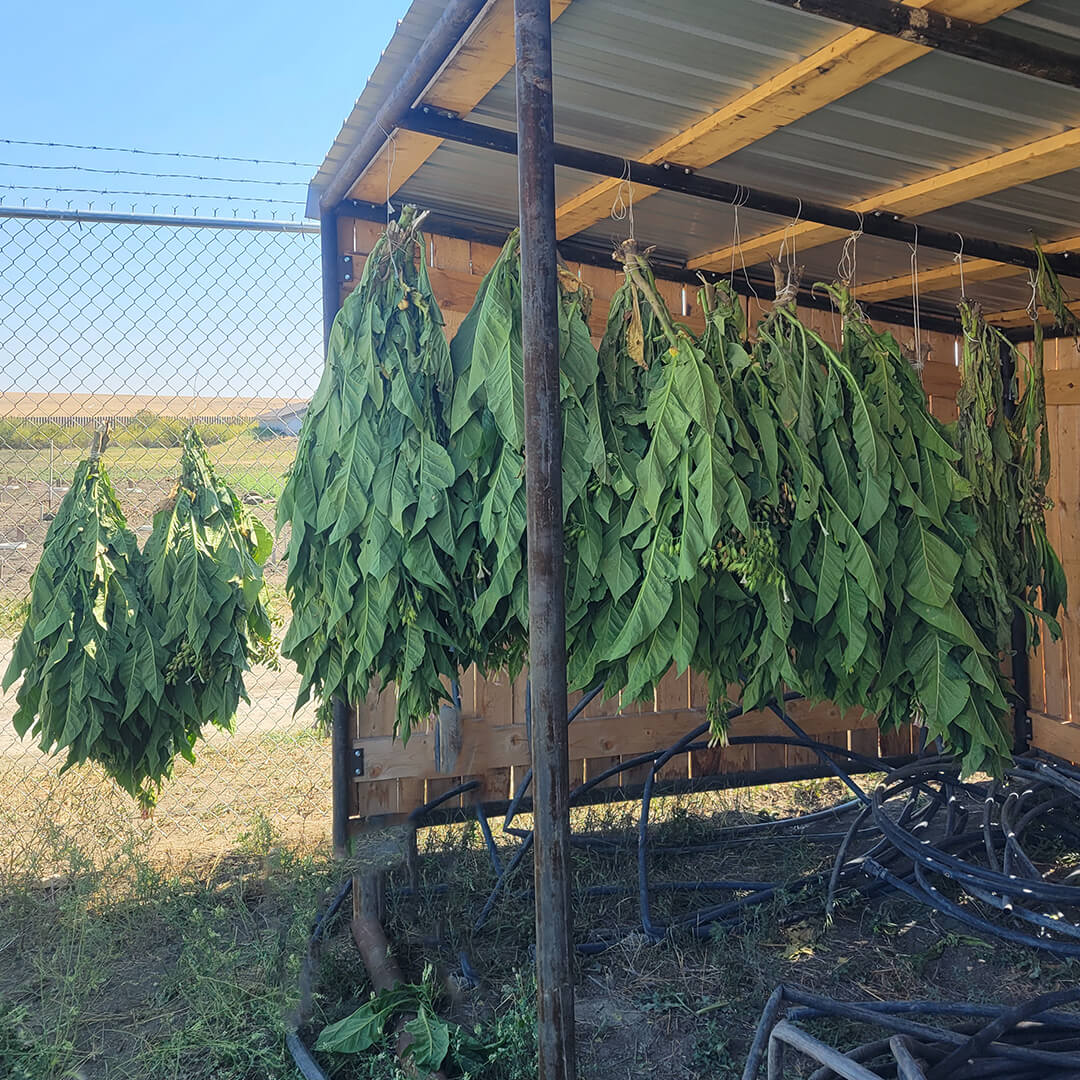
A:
0;208;333;869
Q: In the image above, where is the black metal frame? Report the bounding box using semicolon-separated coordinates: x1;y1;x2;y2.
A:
334;197;967;337
397;107;1080;282
757;0;1080;91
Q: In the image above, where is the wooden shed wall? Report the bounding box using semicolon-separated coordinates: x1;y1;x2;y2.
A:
1026;337;1080;762
333;216;1065;830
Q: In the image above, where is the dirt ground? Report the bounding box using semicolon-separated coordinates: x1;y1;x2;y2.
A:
1;775;1078;1080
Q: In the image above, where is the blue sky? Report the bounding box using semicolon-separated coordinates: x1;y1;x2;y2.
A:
1;1;412;397
1;0;411;216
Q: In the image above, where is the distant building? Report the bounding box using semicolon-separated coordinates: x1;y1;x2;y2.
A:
255;403;308;437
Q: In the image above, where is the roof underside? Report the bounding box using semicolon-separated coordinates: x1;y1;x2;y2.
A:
310;0;1080;325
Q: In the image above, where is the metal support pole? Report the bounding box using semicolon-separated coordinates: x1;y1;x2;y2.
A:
321;209;352;857
1000;339;1032;754
514;2;575;1077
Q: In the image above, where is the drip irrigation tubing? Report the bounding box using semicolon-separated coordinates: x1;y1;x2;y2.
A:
741;984;1080;1079
395;683;1080;962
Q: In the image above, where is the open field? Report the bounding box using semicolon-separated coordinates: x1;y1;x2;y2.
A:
0;433;300;633
0;777;1077;1080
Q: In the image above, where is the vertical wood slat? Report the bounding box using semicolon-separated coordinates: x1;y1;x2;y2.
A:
1044;336;1078;723
652;669;690;782
1021;344;1049;716
1041;337;1069;721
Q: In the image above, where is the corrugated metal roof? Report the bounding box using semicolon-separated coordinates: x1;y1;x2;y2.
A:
316;0;1080;321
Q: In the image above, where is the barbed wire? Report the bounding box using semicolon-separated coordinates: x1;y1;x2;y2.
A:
0;137;318;169
0;161;307;186
0;184;304;206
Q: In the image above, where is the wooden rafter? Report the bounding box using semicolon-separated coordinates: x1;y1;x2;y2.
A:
988;299;1080;330
856;236;1080;304
346;0;573;204
689;126;1080;273
553;0;1024;241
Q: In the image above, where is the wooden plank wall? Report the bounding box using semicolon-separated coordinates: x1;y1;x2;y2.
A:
1028;336;1080;763
334;218;969;828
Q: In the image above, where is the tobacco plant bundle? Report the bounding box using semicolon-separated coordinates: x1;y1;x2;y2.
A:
4;431;275;807
449;231;606;680
955;302;1065;656
3;452;171;803
279;208;465;739
143;426;274;737
567;256;1014;774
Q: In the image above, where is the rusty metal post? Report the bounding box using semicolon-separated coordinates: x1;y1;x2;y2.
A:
321;208;352;859
514;2;575;1077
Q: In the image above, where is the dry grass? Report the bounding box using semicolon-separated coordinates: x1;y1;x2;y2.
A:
1;769;1078;1080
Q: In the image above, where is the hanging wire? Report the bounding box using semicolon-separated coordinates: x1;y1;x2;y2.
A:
0;161;306;185
610;159;635;240
838;211;864;291
376;122;399;223
910;224;923;364
729;186;758;304
0;137;318;168
1027;268;1041;322
955;231;967;301
778;197;803;276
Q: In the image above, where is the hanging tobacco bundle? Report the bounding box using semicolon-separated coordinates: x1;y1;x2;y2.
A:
566;242;756;715
955;301;1065;655
3;444;171;803
4;429;276;807
143;426;274;736
448;230;606;681
279;207;465;740
566;250;1014;774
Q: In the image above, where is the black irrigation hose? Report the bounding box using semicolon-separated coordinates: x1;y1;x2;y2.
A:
286;878;355;1080
743;984;1080;1079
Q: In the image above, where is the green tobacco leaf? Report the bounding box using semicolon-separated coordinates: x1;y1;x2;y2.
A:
403;1006;452;1070
901;517;961;607
910;632;968;730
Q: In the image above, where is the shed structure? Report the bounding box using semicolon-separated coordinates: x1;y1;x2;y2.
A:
309;0;1080;838
307;2;1080;1071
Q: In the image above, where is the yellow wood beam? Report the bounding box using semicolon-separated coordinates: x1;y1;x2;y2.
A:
690;125;1080;272
857;235;1080;304
554;0;1023;241
986;298;1080;330
347;0;573;204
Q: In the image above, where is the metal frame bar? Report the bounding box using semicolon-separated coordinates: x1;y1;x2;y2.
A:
397;107;1080;280
514;0;576;1074
0;205;318;233
334;198;968;337
757;0;1080;91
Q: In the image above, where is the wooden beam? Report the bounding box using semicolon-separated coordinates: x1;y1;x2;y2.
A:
347;0;573;204
988;298;1080;330
554;0;1024;241
858;236;1080;303
355;699;875;784
758;0;1080;90
690;125;1080;272
1030;711;1080;762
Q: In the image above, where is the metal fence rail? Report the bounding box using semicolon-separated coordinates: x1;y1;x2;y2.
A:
0;207;332;868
